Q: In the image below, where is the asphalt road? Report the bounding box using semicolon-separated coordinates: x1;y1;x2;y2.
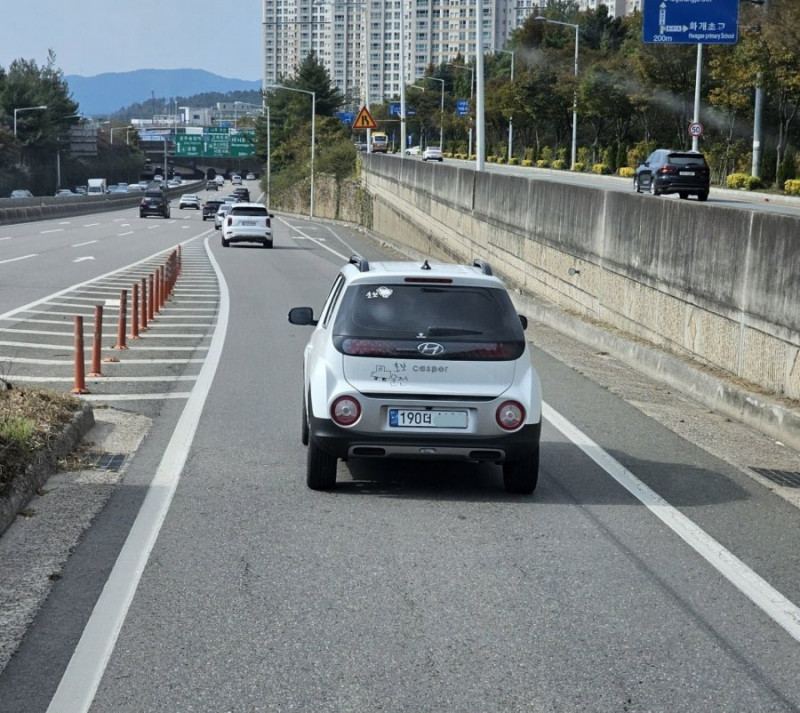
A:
1;186;800;712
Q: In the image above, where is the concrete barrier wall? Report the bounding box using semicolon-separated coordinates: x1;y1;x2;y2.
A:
360;155;800;400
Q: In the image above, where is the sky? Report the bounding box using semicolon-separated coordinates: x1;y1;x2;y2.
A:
0;1;263;80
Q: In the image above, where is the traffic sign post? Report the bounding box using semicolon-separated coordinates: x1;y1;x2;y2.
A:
352;106;378;131
642;0;739;45
688;122;704;138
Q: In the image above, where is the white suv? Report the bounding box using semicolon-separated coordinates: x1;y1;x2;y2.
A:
221;203;274;247
288;256;542;493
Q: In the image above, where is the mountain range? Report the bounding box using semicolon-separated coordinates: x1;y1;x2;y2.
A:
66;69;263;117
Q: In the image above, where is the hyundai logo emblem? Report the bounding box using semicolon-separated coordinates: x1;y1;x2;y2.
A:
417;342;445;356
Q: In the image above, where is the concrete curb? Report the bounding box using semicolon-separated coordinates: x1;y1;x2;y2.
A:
0;403;95;537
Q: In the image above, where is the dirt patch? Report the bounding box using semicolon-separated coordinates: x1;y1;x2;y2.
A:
0;383;86;497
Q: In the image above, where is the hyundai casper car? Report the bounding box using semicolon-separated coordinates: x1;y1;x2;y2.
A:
288;256;542;494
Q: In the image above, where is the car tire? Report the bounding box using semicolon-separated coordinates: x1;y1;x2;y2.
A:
221;236;230;247
263;240;273;249
634;178;641;193
307;434;337;490
679;192;689;200
649;179;660;196
697;191;709;202
502;448;539;494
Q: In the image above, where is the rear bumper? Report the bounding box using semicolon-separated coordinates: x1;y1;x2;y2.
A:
309;415;541;462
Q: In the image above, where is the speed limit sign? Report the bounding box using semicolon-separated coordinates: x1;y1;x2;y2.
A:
688;121;704;138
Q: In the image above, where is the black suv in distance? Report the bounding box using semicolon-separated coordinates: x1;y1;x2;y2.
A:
634;150;710;201
202;199;223;221
139;189;171;218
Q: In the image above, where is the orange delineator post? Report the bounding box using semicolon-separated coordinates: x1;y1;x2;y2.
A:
155;269;162;313
113;289;128;350
148;273;155;322
88;304;103;377
130;282;140;339
140;277;148;331
71;315;89;394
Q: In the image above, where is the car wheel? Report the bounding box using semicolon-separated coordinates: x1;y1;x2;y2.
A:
649;179;660;196
263;240;273;249
679;192;689;200
221;236;229;247
301;395;309;446
697;191;709;202
634;178;641;193
307;434;337;490
502;448;539;494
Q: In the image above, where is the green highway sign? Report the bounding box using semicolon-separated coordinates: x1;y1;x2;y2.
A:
174;128;257;158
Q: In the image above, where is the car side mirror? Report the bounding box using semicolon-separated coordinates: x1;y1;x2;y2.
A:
518;314;528;330
288;307;317;326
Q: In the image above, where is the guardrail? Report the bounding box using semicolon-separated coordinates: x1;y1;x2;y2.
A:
0;182;203;226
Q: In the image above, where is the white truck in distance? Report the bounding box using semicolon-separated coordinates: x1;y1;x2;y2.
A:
87;178;107;195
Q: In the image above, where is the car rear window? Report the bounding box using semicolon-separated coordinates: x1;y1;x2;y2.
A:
230;206;266;216
667;153;707;167
145;191;164;198
332;284;526;360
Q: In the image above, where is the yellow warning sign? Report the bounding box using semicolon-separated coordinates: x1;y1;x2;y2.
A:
352;105;378;130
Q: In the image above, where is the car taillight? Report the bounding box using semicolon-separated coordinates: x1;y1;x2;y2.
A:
658;165;678;175
140;200;146;207
496;401;525;431
331;396;361;426
266;218;271;228
226;216;232;227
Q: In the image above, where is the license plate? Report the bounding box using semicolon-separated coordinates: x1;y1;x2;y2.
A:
388;409;468;429
241;220;257;226
679;171;695;176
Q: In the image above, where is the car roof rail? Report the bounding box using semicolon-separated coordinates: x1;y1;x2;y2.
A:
473;259;493;276
349;255;370;272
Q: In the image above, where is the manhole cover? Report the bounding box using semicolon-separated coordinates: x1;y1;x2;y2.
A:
749;468;800;488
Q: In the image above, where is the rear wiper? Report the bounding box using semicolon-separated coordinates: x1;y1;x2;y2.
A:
426;326;483;337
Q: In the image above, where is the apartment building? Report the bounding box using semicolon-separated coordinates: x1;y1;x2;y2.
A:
262;0;635;106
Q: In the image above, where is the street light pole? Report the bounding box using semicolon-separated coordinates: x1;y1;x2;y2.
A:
428;77;445;148
448;63;474;157
536;16;579;169
13;105;48;137
269;84;316;218
494;49;515;161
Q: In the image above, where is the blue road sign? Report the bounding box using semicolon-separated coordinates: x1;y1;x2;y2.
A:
456;99;470;116
642;0;738;45
390;102;401;116
336;111;356;126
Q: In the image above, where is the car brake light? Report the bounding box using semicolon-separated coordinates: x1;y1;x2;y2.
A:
496;401;525;430
226;216;232;227
331;396;361;426
266;218;271;228
340;339;394;356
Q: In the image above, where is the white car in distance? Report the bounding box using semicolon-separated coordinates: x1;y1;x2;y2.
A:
221;202;274;248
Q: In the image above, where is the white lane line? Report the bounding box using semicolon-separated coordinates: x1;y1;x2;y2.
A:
47;237;229;713
80;393;191;402
74;257;95;263
9;375;197;383
0;340;206;351
0;254;38;265
0;356;203;365
41;229;64;234
118;232;134;237
83;223;100;227
278;217;346;259
59;221;71;225
1;237;12;241
72;240;98;247
543;402;800;645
